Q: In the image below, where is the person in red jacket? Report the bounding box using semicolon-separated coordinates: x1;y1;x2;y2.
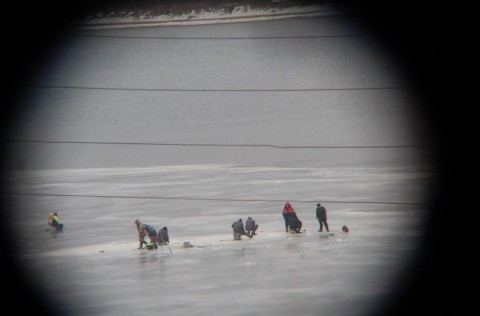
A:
282;202;296;232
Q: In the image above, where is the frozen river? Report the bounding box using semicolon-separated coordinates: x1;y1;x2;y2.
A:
5;165;431;316
2;12;434;316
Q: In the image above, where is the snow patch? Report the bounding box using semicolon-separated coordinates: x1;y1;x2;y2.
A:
78;4;343;30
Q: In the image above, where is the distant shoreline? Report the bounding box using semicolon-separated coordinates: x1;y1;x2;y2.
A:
77;0;336;27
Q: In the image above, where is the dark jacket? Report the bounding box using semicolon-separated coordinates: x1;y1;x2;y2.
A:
231;220;247;234
136;221;157;241
157;227;169;244
245;217;256;231
144;224;157;237
289;213;302;230
316;206;327;220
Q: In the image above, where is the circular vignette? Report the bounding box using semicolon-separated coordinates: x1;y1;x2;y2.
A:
1;1;473;316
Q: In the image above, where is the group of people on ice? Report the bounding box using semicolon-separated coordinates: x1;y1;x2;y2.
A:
232;201;340;240
49;201;348;249
134;218;170;250
282;201;330;233
231;217;258;240
132;201;327;248
132;201;344;248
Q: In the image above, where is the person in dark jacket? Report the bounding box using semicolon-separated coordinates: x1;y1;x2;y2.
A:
134;219;158;249
231;218;253;239
282;202;296;232
245;217;258;235
315;203;330;232
157;226;170;246
288;212;303;233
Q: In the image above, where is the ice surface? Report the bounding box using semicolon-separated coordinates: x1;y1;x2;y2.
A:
5;164;431;316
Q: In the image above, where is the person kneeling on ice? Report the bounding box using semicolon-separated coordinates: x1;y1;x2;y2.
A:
48;212;63;232
157;226;170;246
288;213;303;233
231;218;253;240
245;217;258;236
134;219;158;250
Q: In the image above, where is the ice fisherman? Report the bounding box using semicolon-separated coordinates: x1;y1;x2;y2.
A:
282;202;296;232
157;226;170;246
231;218;253;240
288;212;303;233
134;219;158;249
245;217;258;236
47;212;63;232
315;203;330;232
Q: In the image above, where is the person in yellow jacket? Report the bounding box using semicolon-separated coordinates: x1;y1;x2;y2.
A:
48;212;63;232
